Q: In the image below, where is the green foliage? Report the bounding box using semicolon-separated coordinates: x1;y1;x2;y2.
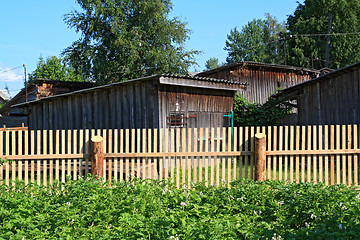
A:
0;177;359;239
224;14;286;64
204;57;220;70
287;0;360;69
233;94;292;126
62;0;200;85
29;56;85;82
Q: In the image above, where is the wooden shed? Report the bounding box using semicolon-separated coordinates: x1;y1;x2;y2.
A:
0;79;94;127
280;61;360;125
196;62;321;104
15;74;245;131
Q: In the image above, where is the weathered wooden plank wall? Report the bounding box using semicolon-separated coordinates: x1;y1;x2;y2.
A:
28;80;160;130
197;63;317;104
293;68;360;125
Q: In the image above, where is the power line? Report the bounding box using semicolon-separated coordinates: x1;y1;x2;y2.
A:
0;66;22;75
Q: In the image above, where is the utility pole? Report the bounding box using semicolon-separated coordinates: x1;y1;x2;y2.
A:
23;64;27;102
325;13;333;68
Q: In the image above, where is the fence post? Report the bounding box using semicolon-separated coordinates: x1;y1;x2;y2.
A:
254;133;266;181
91;135;104;179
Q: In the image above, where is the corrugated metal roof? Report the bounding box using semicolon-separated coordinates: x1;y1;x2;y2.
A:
13;74;245;108
197;61;321;76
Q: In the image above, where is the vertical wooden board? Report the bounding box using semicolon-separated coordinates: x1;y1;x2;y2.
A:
49;130;53;185
67;130;72;180
24;131;29;185
171;128;175;183
187;128;192;188
11;131;16;186
319;126;323;183
290;126;294;182
136;129;141;179
113;129;118;182
204;128;209;187
78;130;84;178
216;127;220;187
175;128;180;188
199;128;203;183
18;131;23;182
120;129;124;181
284;126;289;181
221;127;225;185
164;128;169;180
312;126;317;183
85;129;90;175
125;129;130;181
153;129;158;181
193;128;198;183
61;130;66;183
36;130;41;185
102;129;107;181
266;126;271;180
210;128;215;186
342;125;346;184
238;127;243;180
336;125;341;184
250;126;255;180
348;125;352;185
148;129;152;181
354;125;358;186
106;129;111;183
5;131;9;186
301;126;305;183
227;127;231;187
273;126;278;180
295;126;300;183
182;128;186;185
330;125;335;185
159;128;164;181
278;126;283;181
244;127;250;179
324;125;329;185
55;130;60;181
137;129;142;179
43;130;47;186
233;127;237;181
307;126;311;183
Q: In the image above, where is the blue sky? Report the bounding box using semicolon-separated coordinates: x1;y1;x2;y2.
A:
0;0;303;97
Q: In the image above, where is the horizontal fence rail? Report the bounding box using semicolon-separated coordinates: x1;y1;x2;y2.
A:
0;125;358;188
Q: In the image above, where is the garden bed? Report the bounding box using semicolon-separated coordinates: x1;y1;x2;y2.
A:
0;177;359;239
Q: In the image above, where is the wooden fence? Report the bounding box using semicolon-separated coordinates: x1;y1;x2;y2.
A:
0;125;359;188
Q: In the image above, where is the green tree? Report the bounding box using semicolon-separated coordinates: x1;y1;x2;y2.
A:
204;57;220;70
233;94;292;126
62;0;199;85
29;56;84;82
224;14;286;64
287;0;360;69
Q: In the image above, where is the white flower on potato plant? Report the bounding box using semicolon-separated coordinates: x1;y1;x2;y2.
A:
65;202;71;206
277;201;284;206
310;214;317;219
169;235;179;240
339;224;342;229
305;222;310;228
272;233;281;240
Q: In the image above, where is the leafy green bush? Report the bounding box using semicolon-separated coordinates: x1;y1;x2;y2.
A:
0;177;359;239
233;93;292;126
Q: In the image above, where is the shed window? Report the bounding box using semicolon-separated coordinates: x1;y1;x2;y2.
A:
168;112;186;127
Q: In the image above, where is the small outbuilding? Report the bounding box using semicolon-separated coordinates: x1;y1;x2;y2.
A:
280;61;360;125
15;74;245;131
196;61;321;104
0;79;95;127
